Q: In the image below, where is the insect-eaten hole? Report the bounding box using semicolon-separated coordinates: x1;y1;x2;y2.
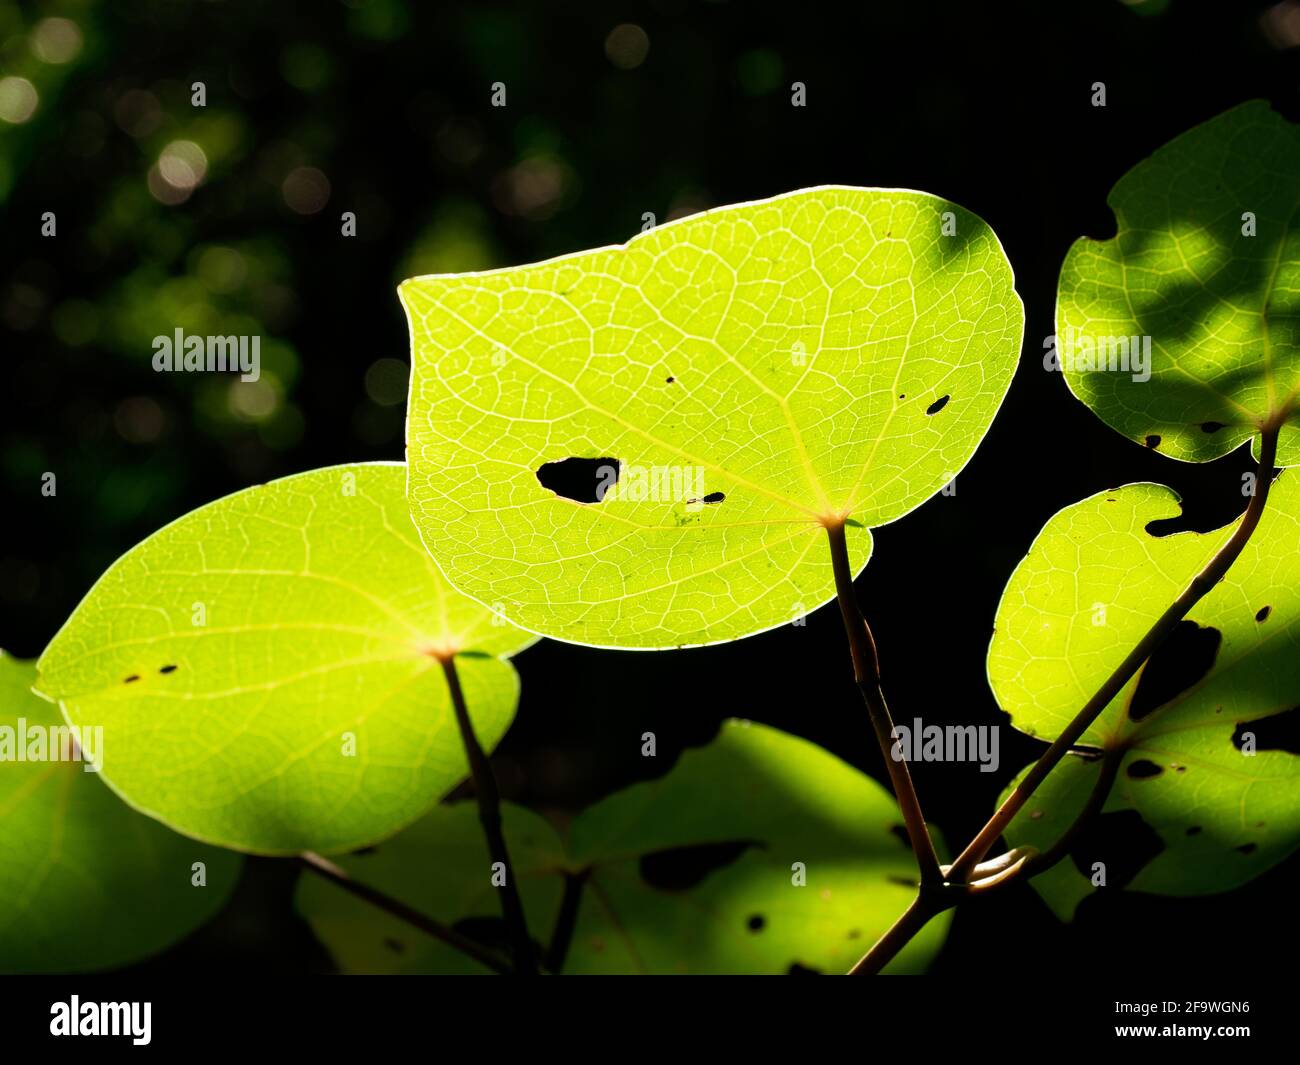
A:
638;839;759;892
925;394;950;415
1127;621;1221;722
687;491;726;506
1201;421;1227;434
1126;758;1163;779
535;456;620;504
788;962;820;975
1256;605;1272;623
159;664;178;674
451;915;512;953
1145;434;1161;449
1233;705;1300;755
746;914;766;933
123;674;140;684
1069;809;1164;888
1236;842;1258;856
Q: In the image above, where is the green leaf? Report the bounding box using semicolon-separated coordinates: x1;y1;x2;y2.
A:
35;463;536;856
1056;101;1300;464
1;653;240;972
402;186;1023;647
989;473;1300;914
296;719;951;974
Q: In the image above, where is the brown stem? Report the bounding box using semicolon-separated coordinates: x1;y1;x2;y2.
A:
847;896;945;976
825;521;943;890
1021;752;1122;879
439;654;539;975
945;421;1281;884
299;851;511;974
543;868;589;974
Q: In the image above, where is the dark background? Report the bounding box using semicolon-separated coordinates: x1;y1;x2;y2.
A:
3;0;1298;976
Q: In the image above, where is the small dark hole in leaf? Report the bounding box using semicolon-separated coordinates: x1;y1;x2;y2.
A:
159;664;177;674
1186;826;1202;837
123;674;140;684
925;394;950;415
898;393;906;399
1126;759;1163;779
747;914;766;932
665;376;675;384
1237;842;1258;856
536;456;620;504
1128;621;1220;721
1256;605;1271;622
1201;421;1227;434
451;915;510;952
887;875;919;889
889;824;910;848
702;492;725;504
1070;810;1164;888
1233;705;1300;754
639;840;758;891
350;846;378;857
383;937;405;954
788;962;821;975
1145;434;1161;449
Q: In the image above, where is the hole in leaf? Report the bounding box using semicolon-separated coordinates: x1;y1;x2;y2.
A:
1201;421;1227;434
1127;621;1220;721
451;915;510;952
887;875;919;889
383;937;405;954
1126;759;1163;779
123;674;140;684
788;962;821;975
638;840;758;891
1237;842;1258;856
1233;705;1300;754
665;376;675;383
1070;809;1164;888
1145;434;1161;449
159;664;178;674
536;457;620;504
703;492;725;504
926;394;950;415
350;846;378;857
747;914;766;932
1186;825;1202;837
889;824;910;848
1256;605;1272;622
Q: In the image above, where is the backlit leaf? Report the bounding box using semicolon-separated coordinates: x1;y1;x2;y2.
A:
296;719;950;974
989;473;1300;914
35;463;535;855
402;186;1023;647
1;653;240;972
1056;101;1300;464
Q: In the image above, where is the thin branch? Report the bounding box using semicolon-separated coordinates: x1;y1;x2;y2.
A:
544;869;589;975
299;851;511;975
945;422;1281;884
439;653;539;975
847;895;946;976
825;520;944;891
1021;752;1122;880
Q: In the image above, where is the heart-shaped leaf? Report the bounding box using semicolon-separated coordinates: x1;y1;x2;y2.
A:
1;653;240;972
296;719;950;974
35;463;536;856
1056;101;1300;463
989;473;1300;914
402;186;1023;647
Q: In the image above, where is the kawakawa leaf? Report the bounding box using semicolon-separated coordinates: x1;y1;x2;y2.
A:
35;463;536;856
1056;101;1300;464
296;720;951;974
988;473;1300;916
1;653;240;972
402;186;1023;648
